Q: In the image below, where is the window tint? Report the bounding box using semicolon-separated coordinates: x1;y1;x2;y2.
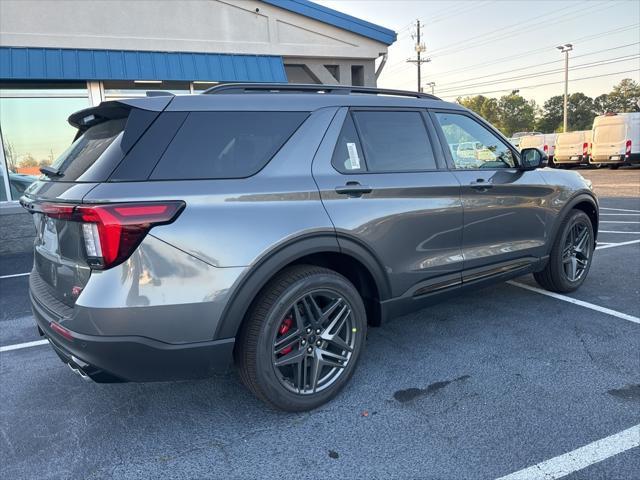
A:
151;112;308;180
434;112;516;169
353;111;436;172
331;114;365;173
49;118;127;181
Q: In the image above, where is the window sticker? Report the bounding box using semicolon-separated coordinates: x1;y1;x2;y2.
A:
346;142;361;170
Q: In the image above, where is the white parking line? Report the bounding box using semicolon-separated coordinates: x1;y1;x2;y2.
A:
0;339;49;353
599;230;640;234
600;213;640;216
600;207;640;213
600;221;640;224
496;424;640;480
596;239;640;250
0;272;30;279
508;282;640;324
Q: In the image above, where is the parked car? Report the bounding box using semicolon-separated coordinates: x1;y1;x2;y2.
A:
21;84;598;411
554;130;592;167
590;112;640;169
519;133;557;163
9;173;38;199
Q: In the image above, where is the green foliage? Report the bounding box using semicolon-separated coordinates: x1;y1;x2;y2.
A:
456;78;639;134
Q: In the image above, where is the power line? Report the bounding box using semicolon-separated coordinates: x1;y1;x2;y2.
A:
435;55;639;94
438;69;640;99
386;22;639;84
437;42;640;88
429;23;639;80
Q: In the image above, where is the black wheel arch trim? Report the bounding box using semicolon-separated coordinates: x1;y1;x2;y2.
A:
214;232;391;340
547;192;599;255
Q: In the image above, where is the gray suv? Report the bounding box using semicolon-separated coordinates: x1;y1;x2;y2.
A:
21;84;598;411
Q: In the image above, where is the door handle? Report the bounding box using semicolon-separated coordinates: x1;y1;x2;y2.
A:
470;178;493;190
335;181;372;197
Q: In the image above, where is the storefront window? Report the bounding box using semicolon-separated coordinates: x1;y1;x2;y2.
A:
0;82;89;201
103;80;191;99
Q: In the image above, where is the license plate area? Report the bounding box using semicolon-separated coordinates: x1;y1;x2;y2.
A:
609;155;621;161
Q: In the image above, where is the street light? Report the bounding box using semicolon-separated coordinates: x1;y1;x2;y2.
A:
557;43;573;132
426;81;436;94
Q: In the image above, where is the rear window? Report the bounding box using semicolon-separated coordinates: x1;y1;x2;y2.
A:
150;111;308;180
47;118;126;181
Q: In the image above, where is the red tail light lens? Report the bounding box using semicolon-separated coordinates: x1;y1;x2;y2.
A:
39;201;185;269
625;140;632;158
583;142;589;156
543;145;548;153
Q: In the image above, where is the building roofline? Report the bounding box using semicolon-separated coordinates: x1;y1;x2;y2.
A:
260;0;397;45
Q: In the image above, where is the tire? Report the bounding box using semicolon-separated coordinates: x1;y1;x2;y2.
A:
235;264;367;411
534;209;594;293
610;165;620;170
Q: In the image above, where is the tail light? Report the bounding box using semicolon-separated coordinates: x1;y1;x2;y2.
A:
39;201;184;269
543;145;549;154
583;142;589;156
625;140;632;159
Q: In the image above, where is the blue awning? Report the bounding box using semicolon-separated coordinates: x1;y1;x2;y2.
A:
0;47;288;82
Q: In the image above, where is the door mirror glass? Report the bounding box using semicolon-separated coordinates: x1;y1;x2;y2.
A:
520;148;548;170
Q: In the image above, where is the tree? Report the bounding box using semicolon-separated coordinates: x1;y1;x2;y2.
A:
19;154;38;168
607;78;640;112
497;93;536;136
567;93;595;130
457;95;501;126
536;95;563;132
593;94;615;115
3;141;18;173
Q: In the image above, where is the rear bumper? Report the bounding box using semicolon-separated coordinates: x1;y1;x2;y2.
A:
554;154;588;165
30;288;235;383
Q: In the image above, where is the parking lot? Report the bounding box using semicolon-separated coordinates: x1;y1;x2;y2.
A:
1;169;638;479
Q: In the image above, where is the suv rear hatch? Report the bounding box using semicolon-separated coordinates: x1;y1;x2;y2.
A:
20;97;178;309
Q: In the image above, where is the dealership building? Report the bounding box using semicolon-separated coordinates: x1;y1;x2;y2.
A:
0;0;396;254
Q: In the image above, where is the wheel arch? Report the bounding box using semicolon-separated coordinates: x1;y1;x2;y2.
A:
547;193;599;255
215;233;391;340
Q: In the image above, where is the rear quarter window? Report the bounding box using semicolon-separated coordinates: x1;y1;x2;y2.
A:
150;111;309;180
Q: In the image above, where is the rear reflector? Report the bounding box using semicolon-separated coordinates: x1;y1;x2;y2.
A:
50;321;74;341
39;201;185;269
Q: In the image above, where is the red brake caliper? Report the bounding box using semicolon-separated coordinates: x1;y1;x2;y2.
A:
278;316;294;356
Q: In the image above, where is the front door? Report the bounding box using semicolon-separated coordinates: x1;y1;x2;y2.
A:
312;107;464;299
431;110;553;276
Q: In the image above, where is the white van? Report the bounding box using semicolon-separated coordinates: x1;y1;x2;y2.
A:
554;130;592;167
591;112;640;168
519;133;557;161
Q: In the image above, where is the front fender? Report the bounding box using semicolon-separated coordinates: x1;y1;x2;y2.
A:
546;191;599;255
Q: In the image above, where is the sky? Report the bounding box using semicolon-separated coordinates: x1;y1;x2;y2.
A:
316;0;640;104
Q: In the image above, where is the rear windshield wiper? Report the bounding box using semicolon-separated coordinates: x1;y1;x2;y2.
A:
39;166;64;178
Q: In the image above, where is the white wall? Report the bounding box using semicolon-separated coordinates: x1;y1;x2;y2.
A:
0;0;388;60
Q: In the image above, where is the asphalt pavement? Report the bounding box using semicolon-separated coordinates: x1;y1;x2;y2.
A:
1;182;638;479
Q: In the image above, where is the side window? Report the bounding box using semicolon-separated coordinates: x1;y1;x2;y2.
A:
434;112;516;169
150;111;308;180
353;111;437;172
331;114;366;173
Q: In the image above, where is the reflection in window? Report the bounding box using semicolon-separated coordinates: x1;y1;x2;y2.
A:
0;83;89;200
103;81;191;99
435;113;516;169
0;161;7;201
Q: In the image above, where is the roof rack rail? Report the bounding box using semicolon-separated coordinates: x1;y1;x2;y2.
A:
202;83;439;100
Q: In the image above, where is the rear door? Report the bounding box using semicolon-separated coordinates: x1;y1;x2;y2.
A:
312;107;463;299
430;110;553;278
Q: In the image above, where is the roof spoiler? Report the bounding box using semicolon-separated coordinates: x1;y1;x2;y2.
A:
68;96;174;129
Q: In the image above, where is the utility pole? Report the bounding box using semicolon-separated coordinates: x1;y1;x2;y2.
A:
556;43;573;132
406;19;430;92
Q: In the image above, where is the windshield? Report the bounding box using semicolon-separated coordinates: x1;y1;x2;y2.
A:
47;118;127;181
593;124;626;143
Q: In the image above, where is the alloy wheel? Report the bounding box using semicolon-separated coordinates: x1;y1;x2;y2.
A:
271;290;356;395
562;221;592;282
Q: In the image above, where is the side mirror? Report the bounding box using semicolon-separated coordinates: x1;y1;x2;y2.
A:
520;147;548;170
